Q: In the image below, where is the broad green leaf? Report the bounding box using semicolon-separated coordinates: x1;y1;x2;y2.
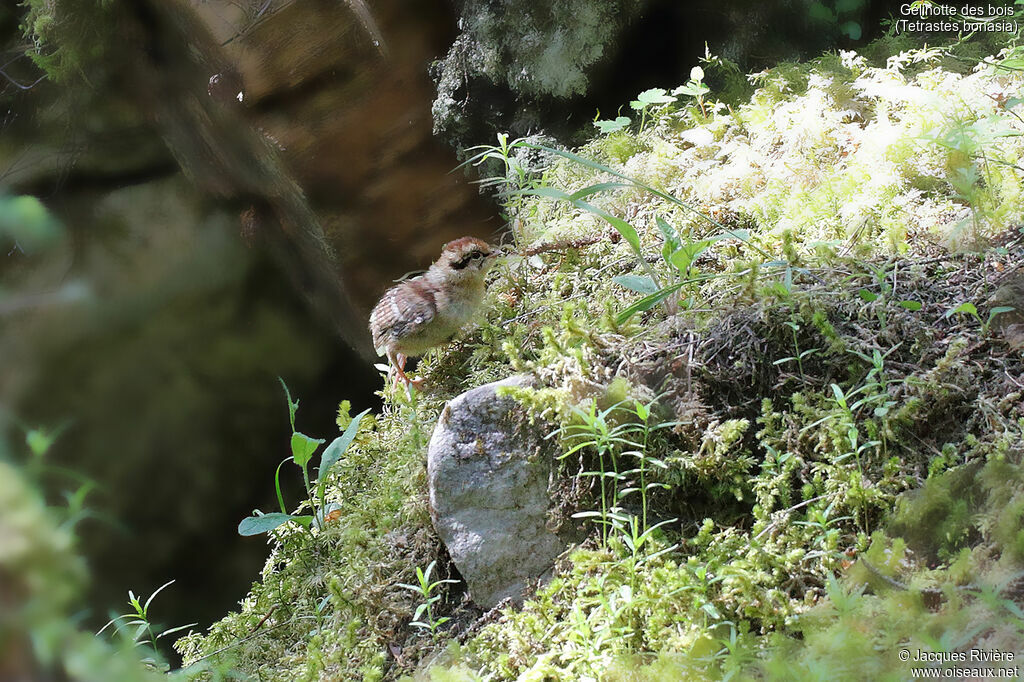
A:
238;512;311;536
673;82;709;98
998;58;1024;71
291;432;324;468
898;300;922;311
669;239;712;272
594;116;631;133
673;84;699;98
988;306;1016;324
945;302;979;319
612;275;659;295
634;87;676;106
858;289;878;302
318;409;371;483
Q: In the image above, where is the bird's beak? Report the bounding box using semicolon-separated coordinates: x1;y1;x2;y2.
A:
489;246;506;258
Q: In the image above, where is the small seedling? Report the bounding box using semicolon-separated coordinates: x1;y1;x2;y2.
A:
238;379;370;537
944;301;1015;333
98;580;196;670
397;560;459;635
673;66;710;117
630;87;677;132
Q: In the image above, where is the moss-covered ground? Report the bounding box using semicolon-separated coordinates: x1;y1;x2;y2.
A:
176;33;1024;681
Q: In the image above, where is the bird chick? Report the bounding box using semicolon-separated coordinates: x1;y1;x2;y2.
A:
370;237;501;389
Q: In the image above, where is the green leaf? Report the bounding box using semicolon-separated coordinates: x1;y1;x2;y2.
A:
569;182;631;202
616;282;686;325
701;602;721;619
238;512;311;536
545;195;644;258
612;275;659;295
673;82;710;98
594;116;631;133
635;88;675;106
274;457;291;515
278;377;299;431
291;432;324;468
830;384;847;407
988;306;1016;325
858;289;878;302
25;429;56;457
998;58;1024;71
157;622;200;640
318;409;371;483
519;186;572;201
898;300;922;311
655;217;680;250
669;239;712;273
945;302;979;319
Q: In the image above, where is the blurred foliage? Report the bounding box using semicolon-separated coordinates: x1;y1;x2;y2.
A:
0;455;164;681
0;194;62;254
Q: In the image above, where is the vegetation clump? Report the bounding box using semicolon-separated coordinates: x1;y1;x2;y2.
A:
177;34;1024;681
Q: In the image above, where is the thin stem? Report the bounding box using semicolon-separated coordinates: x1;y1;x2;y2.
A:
640;420;650;532
599;448;608;547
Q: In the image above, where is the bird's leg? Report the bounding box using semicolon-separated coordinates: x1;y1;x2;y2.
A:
388;351;411;387
387;351;424;394
398;353;426;392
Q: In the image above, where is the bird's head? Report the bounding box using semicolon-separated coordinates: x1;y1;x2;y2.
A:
431;237;502;282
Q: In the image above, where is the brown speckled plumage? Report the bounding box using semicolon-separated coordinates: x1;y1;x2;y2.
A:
369;237;499;387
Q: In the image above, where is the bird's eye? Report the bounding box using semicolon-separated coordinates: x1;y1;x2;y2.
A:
470;252;484;260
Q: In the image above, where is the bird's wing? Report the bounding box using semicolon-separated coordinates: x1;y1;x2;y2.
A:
370;280;437;352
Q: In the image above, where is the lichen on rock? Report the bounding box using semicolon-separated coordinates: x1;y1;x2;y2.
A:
430;0;644;147
427;374;572;608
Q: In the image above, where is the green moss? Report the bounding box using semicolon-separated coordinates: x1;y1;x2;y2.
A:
180;27;1024;682
22;0;118;82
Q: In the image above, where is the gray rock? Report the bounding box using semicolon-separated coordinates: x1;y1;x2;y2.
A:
427;375;567;608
